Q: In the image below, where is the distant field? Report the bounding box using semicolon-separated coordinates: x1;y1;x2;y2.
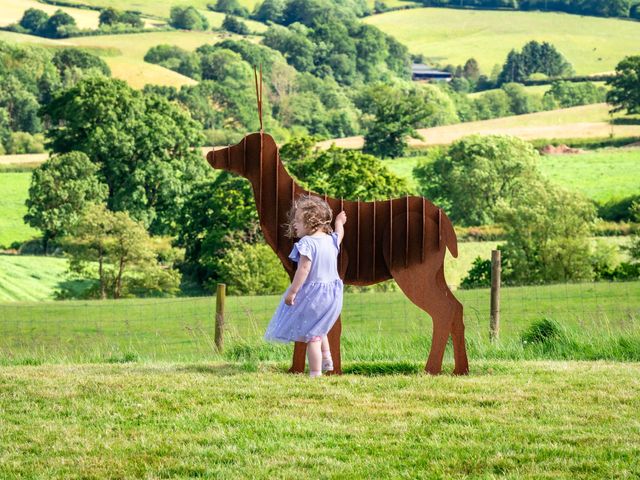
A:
388;147;640;204
365;8;640;76
0;29;246;89
0;173;37;249
467;81;608;99
318;104;640;149
0;0;101;29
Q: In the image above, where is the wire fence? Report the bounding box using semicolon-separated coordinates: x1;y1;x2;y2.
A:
0;280;639;364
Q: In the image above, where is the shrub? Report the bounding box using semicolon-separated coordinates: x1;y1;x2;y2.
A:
460;256;492;289
222;15;250;35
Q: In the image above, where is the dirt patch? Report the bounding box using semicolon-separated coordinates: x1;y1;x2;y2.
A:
539;144;584;155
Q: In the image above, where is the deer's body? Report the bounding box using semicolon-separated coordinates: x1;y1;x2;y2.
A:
208;132;469;375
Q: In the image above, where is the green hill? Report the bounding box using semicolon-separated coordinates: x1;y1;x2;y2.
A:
364;8;640;76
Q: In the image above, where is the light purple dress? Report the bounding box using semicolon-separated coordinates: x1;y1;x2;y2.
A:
264;232;343;343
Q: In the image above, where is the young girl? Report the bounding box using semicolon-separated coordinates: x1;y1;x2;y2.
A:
264;195;347;378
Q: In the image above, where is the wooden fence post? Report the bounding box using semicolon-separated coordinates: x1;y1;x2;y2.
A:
490;250;501;342
215;283;226;352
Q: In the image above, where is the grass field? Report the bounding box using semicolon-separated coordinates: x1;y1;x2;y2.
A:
387;147;640;203
0;276;638;365
364;7;640;76
0;172;38;249
318;103;640;149
0;360;638;478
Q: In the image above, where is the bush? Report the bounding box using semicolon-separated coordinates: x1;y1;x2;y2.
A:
4;132;45;154
460;256;492;289
521;318;565;345
597;195;640;222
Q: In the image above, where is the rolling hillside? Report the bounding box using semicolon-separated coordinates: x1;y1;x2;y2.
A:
365;8;640;76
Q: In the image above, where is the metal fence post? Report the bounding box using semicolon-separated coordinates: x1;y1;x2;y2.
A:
215;283;226;352
490;250;501;342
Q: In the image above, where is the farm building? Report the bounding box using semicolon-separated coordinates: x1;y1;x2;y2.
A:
411;64;453;82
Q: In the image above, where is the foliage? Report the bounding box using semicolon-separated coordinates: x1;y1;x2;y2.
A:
501;82;542;115
41;77;206;235
169;6;209;30
413;135;541;226
24;152;109;253
606;56;640;115
544;81;606;108
281;136;410;199
99;7;143;28
252;0;287;23
497;41;572;85
14;8;79;38
210;0;250;17
144;45;201;79
216;242;290;295
497;181;596;284
460;256;492;289
355;83;437;158
52;49;111;77
4;132;45;155
62;204;181;299
175;172;260;287
222;15;250;35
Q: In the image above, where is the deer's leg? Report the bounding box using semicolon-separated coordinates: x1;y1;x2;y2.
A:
392;263;469;375
288;342;306;374
325;315;343;375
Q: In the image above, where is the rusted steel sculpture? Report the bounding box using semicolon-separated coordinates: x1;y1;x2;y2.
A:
205;68;468;375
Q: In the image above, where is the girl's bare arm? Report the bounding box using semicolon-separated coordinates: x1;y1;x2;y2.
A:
285;255;312;305
335;211;347;245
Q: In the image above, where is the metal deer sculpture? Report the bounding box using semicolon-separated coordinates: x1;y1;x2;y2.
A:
205;68;468;375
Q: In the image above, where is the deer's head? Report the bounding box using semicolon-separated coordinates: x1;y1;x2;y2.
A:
206;132;278;181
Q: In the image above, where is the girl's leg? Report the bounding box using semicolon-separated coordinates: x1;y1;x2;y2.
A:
307;337;322;377
321;335;333;371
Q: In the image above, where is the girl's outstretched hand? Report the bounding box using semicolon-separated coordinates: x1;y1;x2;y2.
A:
285;290;297;306
335;211;347;225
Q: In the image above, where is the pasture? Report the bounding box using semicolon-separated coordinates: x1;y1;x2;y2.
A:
0;172;37;249
1;278;638;364
364;7;640;76
318;103;640;149
0;360;638;478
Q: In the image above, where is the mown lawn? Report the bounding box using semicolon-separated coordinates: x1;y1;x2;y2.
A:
364;7;640;76
0;360;638;478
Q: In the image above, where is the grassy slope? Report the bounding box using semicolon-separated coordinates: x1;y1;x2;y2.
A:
0;361;638;479
364;7;640;76
0;0;101;29
318;103;640;149
0;172;38;248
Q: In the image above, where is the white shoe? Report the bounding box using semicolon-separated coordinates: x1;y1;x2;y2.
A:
322;358;334;372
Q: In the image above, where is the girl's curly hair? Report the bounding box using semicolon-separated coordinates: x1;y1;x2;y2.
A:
285;195;333;238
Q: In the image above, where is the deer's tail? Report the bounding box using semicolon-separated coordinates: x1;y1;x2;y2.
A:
439;209;458;258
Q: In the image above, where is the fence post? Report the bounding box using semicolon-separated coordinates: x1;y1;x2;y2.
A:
490;250;501;342
215;283;226;352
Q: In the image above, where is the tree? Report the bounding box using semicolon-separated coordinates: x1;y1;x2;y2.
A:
169;6;209;30
213;0;250;17
252;0;286;23
222;14;250;34
606;56;640;114
40;9;77;38
63;204;181;299
356;83;434;158
413;135;541;226
98;7;120;26
175;172;260;287
19;8;49;32
41;77;206;235
497;181;596;284
24;151;108;253
463;58;480;81
280;136;410;200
